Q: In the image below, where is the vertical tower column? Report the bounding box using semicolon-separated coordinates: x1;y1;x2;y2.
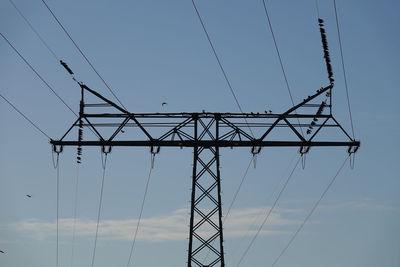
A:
188;116;225;267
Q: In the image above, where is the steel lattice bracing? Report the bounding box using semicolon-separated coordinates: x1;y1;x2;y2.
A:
50;83;359;267
188;117;225;267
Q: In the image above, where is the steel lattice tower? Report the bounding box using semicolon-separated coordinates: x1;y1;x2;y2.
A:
51;81;359;267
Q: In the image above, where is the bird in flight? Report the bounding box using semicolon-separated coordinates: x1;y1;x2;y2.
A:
161;102;167;107
0;250;4;253
26;194;32;198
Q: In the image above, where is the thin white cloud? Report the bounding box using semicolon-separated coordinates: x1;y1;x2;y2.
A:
10;207;298;242
318;199;397;212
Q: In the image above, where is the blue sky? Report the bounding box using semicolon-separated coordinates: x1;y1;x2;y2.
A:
0;0;399;267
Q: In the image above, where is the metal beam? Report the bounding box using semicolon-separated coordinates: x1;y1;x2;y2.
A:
50;140;360;148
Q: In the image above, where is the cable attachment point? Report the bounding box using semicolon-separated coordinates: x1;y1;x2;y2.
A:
52;145;63;169
251;146;261;169
347;145;359;169
299;146;310;155
251;146;262;155
299;146;310;170
150;146;160;169
347;145;359;155
102;145;112;154
100;146;111;170
53;144;63;154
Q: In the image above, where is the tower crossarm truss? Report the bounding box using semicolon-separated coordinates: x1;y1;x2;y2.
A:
51;83;359;150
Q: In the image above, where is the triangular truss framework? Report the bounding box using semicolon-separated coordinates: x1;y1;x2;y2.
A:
51;82;359;267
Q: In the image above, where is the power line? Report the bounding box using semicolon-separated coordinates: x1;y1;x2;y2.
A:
70;164;80;267
127;161;154;267
190;0;255;137
270;155;349;267
0;32;77;116
8;0;59;61
235;155;301;267
315;0;321;18
0;92;51;139
56;154;60;267
333;0;355;139
7;1;102;138
203;156;254;264
227;151;298;264
40;0;127;110
91;153;108;267
260;0;304;137
224;156;254;222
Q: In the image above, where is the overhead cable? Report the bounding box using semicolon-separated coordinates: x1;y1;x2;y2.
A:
0;93;51;139
260;0;304;137
8;0;59;61
235;155;301;267
203;156;254;264
0;32;77;116
333;0;355;139
315;0;320;18
270;155;349;266
40;0;127;110
70;164;80;267
127;160;154;267
54;153;60;267
224;156;254;221
227;151;298;264
91;153;108;267
190;0;254;137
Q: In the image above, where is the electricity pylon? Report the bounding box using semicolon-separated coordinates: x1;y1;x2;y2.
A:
51;81;359;267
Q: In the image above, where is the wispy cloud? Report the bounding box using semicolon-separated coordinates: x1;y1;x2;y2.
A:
9;200;393;242
10;207;299;242
318;199;397;212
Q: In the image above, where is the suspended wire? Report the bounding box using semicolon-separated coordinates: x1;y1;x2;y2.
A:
2;6;96;139
126;158;154;267
0;93;51;139
190;0;255;137
224;156;254;221
333;0;355;139
260;0;304;137
0;32;77;116
55;152;60;267
0;32;98;140
270;155;349;267
8;0;109;139
70;164;80;267
8;0;59;61
315;0;320;18
235;155;301;267
40;0;127;110
227;151;298;263
203;156;255;264
91;153;108;267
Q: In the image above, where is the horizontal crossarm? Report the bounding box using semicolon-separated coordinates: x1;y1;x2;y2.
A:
51;140;359;148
